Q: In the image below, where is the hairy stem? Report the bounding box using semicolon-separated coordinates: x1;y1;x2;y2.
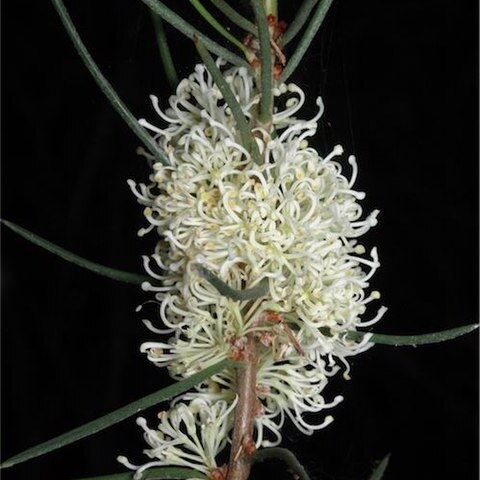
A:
226;335;259;480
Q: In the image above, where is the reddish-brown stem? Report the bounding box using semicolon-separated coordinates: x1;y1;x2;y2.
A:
226;334;259;480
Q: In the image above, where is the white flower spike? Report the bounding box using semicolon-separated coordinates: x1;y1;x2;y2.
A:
127;59;384;477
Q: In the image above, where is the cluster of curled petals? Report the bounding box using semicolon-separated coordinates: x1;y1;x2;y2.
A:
126;60;386;475
118;397;237;479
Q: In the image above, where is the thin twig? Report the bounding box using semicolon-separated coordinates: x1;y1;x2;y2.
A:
190;0;251;54
279;0;334;83
208;0;257;34
150;12;179;90
251;0;273;128
193;39;255;156
1;219;148;285
226;336;259;480
281;0;319;46
50;0;168;164
141;0;251;70
346;324;479;346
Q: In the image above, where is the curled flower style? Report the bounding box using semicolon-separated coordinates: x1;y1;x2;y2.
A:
128;59;386;475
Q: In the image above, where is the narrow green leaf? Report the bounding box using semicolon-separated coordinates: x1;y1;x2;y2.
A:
150;12;179;90
247;447;311;480
279;0;333;83
50;0;168;164
0;360;242;469
190;0;249;53
208;0;257;34
197;265;269;301
281;0;319;46
141;0;250;70
194;37;253;154
74;467;207;480
250;141;261;164
368;454;390;480
347;324;479;346
251;0;273;125
1;219;148;285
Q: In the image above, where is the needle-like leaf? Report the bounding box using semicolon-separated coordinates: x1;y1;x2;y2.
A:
281;0;319;46
1;220;148;285
50;0;168;164
368;454;390;480
190;0;249;53
141;0;250;71
150;12;179;90
247;447;311;480
346;323;479;346
0;360;242;469
197;265;269;301
251;0;273;125
279;0;334;83
194;37;254;155
74;467;207;480
208;0;257;34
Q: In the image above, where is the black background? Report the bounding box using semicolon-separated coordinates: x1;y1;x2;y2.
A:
2;1;478;479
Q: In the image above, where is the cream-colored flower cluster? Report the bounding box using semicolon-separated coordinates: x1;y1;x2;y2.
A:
118;397;236;478
124;60;385;476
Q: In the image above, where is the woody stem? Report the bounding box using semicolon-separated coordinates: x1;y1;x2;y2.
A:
226;4;275;477
226;334;259;480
